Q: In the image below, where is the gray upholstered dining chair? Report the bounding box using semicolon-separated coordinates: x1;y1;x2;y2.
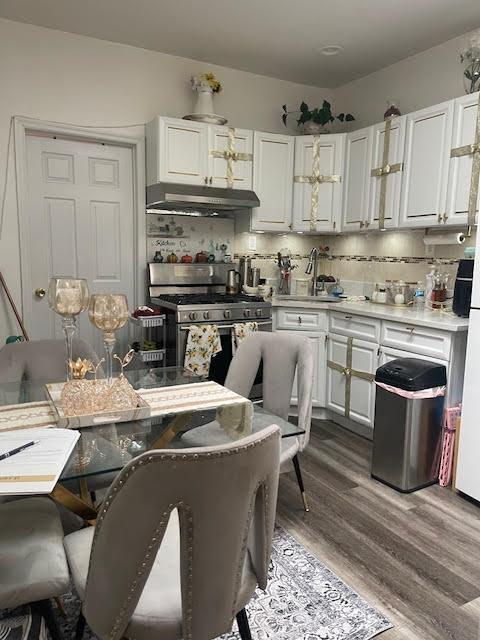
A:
64;425;280;640
0;497;70;639
183;332;314;512
0;338;100;387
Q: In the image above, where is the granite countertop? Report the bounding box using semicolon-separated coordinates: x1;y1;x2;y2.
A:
272;297;470;332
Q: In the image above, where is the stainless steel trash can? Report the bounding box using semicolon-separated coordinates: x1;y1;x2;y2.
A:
371;358;446;492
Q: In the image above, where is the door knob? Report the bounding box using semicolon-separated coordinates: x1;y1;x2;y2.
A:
35;287;46;299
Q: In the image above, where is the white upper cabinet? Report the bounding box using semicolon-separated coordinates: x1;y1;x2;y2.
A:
367;116;406;230
446;92;480;227
250;131;294;232
146;117;209;186
399;101;454;228
292;134;345;233
342;127;373;232
208;126;253;190
146;116;254;189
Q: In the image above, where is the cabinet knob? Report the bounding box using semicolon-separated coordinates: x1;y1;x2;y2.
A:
359;221;364;228
344;315;352;320
406;326;415;332
209;177;213;185
364;220;370;228
204;177;208;185
298;316;302;324
34;287;46;299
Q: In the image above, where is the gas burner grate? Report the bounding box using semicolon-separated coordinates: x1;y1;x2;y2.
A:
154;293;265;305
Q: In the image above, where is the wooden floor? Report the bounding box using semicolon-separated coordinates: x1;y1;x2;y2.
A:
277;420;480;640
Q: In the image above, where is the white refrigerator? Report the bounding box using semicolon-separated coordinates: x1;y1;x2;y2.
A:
456;237;480;501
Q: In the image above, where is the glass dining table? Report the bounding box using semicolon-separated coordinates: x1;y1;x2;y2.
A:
0;367;304;520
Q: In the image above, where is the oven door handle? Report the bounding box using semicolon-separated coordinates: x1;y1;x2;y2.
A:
180;320;272;331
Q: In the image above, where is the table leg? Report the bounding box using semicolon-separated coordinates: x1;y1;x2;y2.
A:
150;412;192;449
50;483;97;521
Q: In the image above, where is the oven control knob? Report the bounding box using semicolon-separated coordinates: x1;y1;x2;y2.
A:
189;312;197;321
223;310;231;319
255;309;262;317
203;311;210;320
244;309;251;318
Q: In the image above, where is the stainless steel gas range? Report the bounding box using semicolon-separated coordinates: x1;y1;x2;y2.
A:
149;263;272;398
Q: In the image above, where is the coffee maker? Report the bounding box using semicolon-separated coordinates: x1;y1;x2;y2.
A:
453;259;474;317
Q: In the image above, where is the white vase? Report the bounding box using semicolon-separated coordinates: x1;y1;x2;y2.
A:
193;88;215;115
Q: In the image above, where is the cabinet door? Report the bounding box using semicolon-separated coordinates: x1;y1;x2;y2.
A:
276;330;325;407
446;92;480;226
326;334;378;429
208;126;253;189
251;132;294;231
399;101;454;228
293;134;345;232
156;117;209;185
379;345;447;368
342;127;373;232
368;116;406;230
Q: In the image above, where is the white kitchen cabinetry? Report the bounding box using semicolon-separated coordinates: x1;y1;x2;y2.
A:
276;329;326;408
342;127;373;232
368;116;406;230
445;92;480;227
381;320;451;361
250;131;294;232
293;134;345;233
146;117;209;186
208;126;253;190
399;101;454;228
326;333;378;429
146;116;253;189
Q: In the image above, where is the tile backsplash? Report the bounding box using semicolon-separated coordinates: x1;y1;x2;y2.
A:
233;228;477;292
146;215;475;295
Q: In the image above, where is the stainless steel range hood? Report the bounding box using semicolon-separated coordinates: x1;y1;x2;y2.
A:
146;182;260;216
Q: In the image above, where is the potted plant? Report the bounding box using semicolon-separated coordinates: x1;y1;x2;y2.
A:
282;100;355;134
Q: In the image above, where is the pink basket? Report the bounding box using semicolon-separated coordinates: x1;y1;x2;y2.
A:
438;405;462;487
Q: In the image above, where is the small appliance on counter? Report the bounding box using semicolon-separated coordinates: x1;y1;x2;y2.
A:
453;259;474;317
425;268;451;311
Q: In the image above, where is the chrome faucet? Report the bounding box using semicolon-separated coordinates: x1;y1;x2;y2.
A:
305;247;318;296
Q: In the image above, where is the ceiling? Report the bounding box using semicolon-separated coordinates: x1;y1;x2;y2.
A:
1;0;479;87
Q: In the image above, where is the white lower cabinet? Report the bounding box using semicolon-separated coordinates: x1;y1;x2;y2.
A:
276;329;326;407
326;333;378;429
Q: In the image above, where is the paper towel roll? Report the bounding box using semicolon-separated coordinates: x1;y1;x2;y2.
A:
423;232;465;246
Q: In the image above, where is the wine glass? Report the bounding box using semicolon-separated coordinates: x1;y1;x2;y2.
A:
88;294;129;385
48;277;89;380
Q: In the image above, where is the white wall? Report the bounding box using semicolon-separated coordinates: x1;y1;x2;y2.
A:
336;31;471;127
0;18;332;339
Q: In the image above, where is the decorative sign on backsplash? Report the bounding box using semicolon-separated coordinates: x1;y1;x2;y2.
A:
146;214;234;263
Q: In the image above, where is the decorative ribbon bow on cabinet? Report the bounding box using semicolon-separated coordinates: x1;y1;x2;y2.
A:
210;127;253;188
370;116;403;230
294;136;342;232
450;94;480;236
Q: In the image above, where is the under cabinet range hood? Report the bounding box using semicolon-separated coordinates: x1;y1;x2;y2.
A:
146;182;260;217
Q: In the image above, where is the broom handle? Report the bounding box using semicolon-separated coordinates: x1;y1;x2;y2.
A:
0;272;29;341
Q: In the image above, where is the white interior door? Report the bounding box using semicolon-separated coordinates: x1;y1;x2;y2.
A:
23;133;136;357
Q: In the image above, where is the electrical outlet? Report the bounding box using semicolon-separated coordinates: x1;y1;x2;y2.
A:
248;235;257;251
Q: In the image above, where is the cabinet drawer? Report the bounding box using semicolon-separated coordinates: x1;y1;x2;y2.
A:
381;321;451;360
329;312;381;343
275;308;327;331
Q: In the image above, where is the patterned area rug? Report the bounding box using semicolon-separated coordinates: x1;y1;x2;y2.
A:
8;527;391;640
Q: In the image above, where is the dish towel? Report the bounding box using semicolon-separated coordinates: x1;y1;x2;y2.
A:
232;322;258;353
184;324;222;376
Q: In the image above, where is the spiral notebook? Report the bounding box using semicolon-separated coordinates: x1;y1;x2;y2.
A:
0;427;80;495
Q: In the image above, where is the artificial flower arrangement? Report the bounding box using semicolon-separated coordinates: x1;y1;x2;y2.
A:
191;72;222;93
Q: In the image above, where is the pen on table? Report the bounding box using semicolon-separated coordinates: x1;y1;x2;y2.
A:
0;440;39;462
